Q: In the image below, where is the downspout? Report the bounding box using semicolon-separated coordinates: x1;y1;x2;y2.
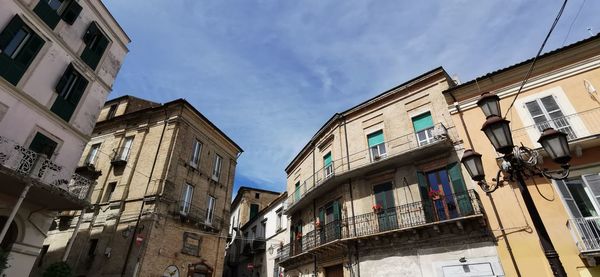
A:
158;104;183;197
313;199;317;276
0;183;32;242
216;156;236;273
341;115;359;277
62;184;95;261
121;108;169;277
448;91;474;149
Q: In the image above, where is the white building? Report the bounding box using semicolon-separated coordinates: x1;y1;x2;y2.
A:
0;0;129;275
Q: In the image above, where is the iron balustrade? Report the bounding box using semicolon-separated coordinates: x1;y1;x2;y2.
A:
287;123;449;209
169;200;223;232
0;135;93;201
512;108;600;146
279;190;482;262
567;216;600;253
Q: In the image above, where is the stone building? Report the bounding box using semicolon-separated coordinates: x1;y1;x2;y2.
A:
225;186;281;276
34;96;242;277
279;68;504;276
226;192;288;277
444;34;600;276
0;0;129;275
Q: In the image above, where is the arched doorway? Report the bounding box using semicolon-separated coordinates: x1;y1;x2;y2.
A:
0;216;18;251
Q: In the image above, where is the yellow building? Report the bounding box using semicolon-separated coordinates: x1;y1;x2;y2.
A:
443;34;600;276
279;68;504;277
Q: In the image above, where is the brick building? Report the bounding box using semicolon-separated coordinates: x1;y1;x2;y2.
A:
34;96;242;277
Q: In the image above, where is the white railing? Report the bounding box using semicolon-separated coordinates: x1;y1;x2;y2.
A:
567;216;600;253
0;136;93;202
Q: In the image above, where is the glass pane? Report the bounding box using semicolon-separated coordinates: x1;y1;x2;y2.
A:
540;96;560;112
525;101;544;117
47;0;64;10
567;180;598;217
4;29;29;57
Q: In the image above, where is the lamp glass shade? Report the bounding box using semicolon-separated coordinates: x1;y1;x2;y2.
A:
538;128;571;165
481;116;514;155
477;93;501;117
461;149;485;181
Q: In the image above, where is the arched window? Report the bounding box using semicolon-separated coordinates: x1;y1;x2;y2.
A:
187;260;213;277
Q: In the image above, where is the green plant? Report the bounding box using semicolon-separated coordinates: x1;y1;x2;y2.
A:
0;248;8;276
43;262;72;277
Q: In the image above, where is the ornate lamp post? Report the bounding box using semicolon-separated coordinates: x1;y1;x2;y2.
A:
461;92;570;277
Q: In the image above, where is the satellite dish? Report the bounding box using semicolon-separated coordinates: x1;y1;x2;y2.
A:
163;265;179;277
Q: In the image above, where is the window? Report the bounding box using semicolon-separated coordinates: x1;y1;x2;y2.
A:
212;154;222;181
34;0;81;28
323;152;333;178
251;226;257;239
412;112;435;146
190;139;202;167
180;184;194;215
81;22;109;70
103;182;116;202
29;132;58;158
250;204;259;219
294;181;301;201
0;15;45;85
106;104;118;120
255;192;260;199
205;196;215;224
276;210;283;230
367;130;386;161
51;64;88;121
85;143;101;166
525;95;576;140
117;136;134;161
260;221;266;238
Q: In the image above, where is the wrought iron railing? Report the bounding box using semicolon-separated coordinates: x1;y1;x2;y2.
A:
0;136;93;201
567;216;600;253
169;200;224;232
512;108;600;146
279;190;482;262
287;123;450;209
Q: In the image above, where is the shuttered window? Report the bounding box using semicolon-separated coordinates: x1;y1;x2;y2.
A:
447;163;473;215
367;130;386;160
81;22;109;70
525;95;576;139
412;112;435;146
33;1;82;29
0;15;45;85
51;64;88;121
250;204;259;219
29;132;58;158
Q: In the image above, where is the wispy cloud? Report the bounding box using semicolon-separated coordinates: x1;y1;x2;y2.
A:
103;0;600;193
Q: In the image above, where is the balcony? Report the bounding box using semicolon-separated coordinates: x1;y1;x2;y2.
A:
168;200;223;233
286;123;452;214
279;190;484;266
568;216;600;259
0;136;93;210
512;108;600;151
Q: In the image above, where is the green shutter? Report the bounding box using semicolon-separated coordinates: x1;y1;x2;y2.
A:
367;130;384;147
412;112;434;132
51;65;88;121
0;16;24;50
61;1;82;25
332;200;340;221
417;171;434;222
0;16;45;85
447;163;473;215
29;133;57;158
323;152;332;166
81;22;109;70
319;208;325;224
33;1;61;29
250;204;259;219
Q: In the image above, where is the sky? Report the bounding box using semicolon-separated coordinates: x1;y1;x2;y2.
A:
103;0;600;194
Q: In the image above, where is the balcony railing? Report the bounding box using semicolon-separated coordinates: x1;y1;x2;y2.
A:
169;200;223;232
0;136;93;202
287;123;450;210
279;190;482;262
512;108;600;146
567;216;600;254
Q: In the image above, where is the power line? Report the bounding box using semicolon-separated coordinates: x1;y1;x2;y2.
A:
562;0;586;46
504;0;568;118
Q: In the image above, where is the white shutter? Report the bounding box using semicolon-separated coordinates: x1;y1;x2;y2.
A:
556;180;583;218
582;174;600;208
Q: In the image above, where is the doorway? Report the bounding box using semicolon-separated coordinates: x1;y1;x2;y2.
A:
324;264;343;277
373;182;398;231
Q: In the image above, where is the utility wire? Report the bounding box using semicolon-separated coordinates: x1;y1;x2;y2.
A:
504;0;568;118
562;0;586;46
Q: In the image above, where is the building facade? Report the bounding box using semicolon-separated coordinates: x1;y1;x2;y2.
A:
225;187;282;277
280;68;504;277
33;96;242;277
444;34;600;277
0;0;129;275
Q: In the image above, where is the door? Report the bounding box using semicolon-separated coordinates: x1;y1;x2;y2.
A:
320;200;341;244
557;174;600;250
374;183;398;231
324;264;343;277
525;95;576;140
425;169;458;221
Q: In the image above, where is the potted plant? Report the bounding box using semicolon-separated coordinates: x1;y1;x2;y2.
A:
295;233;303;240
314;218;321;229
428;188;443;200
372;204;383;214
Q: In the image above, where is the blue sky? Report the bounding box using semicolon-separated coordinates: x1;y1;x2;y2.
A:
103;0;599;194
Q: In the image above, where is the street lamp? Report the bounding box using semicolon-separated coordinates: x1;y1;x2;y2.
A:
461;92;570;277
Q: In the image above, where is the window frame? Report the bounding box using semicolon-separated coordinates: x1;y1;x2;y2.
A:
85;143;101;165
190;139;202;168
205;195;216;224
180;183;194;215
367;130;387;161
212;154;223;181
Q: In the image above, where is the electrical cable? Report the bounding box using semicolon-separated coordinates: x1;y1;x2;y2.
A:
562;0;586;46
504;0;568;118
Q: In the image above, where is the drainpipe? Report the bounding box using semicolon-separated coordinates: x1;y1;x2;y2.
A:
62;185;95;261
120;108;169;277
341;115;359;276
0;183;32;242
